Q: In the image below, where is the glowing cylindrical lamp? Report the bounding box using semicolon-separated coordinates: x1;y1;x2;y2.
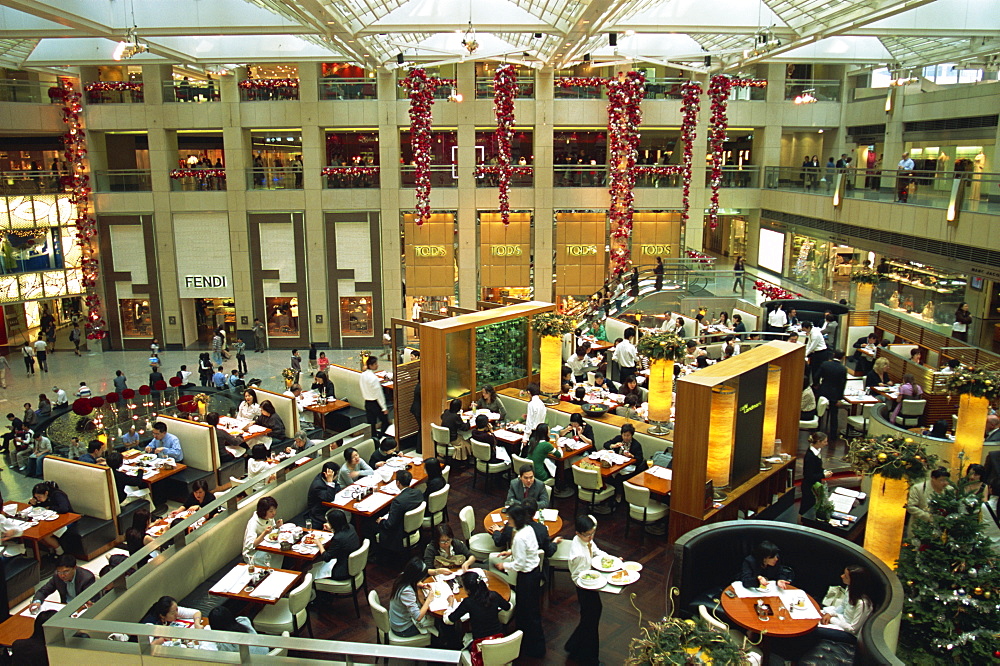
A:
539;335;563;394
647;358;674;423
855;283;874;312
864;473;909;569
952;393;989;474
707;384;737;488
760;364;782;458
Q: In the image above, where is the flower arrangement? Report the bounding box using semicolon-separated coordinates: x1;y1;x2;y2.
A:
945;366;1000;400
626;616;749;665
636;331;687;361
280;368;297;382
531;313;576;338
813;482;835;521
846;434;937;482
850;269;881;285
193;393;210;406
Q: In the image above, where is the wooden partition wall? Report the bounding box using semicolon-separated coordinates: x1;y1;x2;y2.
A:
669;341;805;543
415;301;556;457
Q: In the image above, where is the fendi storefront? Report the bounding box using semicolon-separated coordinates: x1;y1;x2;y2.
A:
479;211;532;302
404;212;457;319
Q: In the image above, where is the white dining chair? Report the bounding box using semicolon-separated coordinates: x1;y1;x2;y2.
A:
313;538;370;618
253;573;313;636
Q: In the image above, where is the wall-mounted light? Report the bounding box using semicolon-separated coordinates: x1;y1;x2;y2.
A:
609;33;617;47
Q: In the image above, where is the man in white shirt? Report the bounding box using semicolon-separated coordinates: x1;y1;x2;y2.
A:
360;355;390;438
52;386;68;408
659;312;675;333
0;512;25;558
897;153;914;171
614;327;638;385
33;336;48;373
523;383;547;441
766;304;788;339
19;431;51;477
802;320;830;383
567;514;608;663
897;153;915;202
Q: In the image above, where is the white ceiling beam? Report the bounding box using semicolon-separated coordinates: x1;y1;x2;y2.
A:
281;0;372;65
555;0;637;68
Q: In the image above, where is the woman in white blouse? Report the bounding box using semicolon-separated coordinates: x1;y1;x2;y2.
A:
818;564;874;641
237;389;261;421
566;514;607;665
494;504;545;658
242;496;281;567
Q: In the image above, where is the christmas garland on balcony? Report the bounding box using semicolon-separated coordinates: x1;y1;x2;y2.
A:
62;79;106;340
753;278;800;300
399;68;456;226
84;81;143;93
606;71;646;274
474;64;529;226
320;166;379;177
237;78;299;89
707;75;766;230
169;168;227;180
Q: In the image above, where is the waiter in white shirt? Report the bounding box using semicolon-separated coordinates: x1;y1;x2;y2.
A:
566;514;608;665
802;320;830;384
766;304;788;339
360;355;390;438
614;327;639;385
523;383;547;442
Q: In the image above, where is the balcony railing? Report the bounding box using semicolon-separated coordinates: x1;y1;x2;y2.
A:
400;165;458;188
0;79;61;103
322;165;379;188
474;76;535;99
319;78;377;100
94;169;152;192
247;166;303;190
784;79;841;103
84;81;144;104
161;80;219;103
704;165;760;188
169;168;227;191
554;164;608;186
0;170;65;194
238;79;300;101
475;167;534;187
764;166;1000;214
396;82;454;100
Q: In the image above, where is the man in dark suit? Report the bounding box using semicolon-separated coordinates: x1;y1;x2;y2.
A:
799;432;831;516
206;412;245;462
306;462;340;528
377;470;423;564
985;415;1000;443
29;554;96;611
982;446;1000;497
506;464;549;510
816;350;849;439
851;333;878;376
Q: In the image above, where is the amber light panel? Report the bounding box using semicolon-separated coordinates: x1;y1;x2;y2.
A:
864;474;909;569
760;364;781;458
540;335;563;394
952;393;989;474
707;384;737;487
647;358;674;423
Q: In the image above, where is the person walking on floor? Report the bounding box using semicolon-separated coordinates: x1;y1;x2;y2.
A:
360;355;390;439
733;255;745;292
68;325;82;356
33;336;48;373
252;318;266;353
0;354;10;389
21;342;35;377
653;256;664;291
567;514;606;665
800;431;832;517
233;338;247;374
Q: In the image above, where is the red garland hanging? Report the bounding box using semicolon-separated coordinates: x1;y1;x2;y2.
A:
606;71;646;275
679;81;702;231
707;75;767;230
753;278;800;300
61;79;107;340
685;249;713;264
399;68;455;226
483;64;523;225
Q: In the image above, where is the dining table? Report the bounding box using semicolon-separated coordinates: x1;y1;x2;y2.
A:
573;452;636;478
208;563;303;606
7;502;82;561
120;450;190;486
719;583;822;662
303;397;350;436
483;507;563;538
323;456;427;521
418;569;512;618
257;527;335;564
627;467;672;497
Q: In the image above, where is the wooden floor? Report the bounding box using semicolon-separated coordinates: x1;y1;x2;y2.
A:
295;461;671;664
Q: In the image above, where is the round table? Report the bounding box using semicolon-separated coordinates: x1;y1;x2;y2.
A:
484;507;562;538
419;570;512;617
719;584;822;662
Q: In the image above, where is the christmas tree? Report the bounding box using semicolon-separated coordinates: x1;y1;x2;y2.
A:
896;481;1000;664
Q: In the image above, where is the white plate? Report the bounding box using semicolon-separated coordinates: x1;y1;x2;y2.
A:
42;515;58;521
622;561;643;573
608;569;639;585
578;570;607;589
591;555;623;572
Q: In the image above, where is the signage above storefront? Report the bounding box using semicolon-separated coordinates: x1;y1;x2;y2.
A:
565;244;598;256
490;244;524;257
639;244;672;256
184;275;228;289
413;245;447;257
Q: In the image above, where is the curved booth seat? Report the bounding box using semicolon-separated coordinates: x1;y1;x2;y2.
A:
866;401;1000;468
672;520;904;666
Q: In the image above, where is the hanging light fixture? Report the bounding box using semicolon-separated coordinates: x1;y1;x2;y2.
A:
112;0;148;61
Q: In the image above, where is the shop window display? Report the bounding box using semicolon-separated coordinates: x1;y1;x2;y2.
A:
340;296;373;336
789;233;831;293
266;297;299;337
120;298;152;337
874;260;966;329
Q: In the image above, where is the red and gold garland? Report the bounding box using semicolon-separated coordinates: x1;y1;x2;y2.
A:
475;64;531;225
320;166;379;177
399;68;455;225
679;81;702;230
237;78;300;89
61;79;106;340
685;249;713;264
84;81;143;92
606;71;647;274
169;168;226;180
753;278;800;300
707;75;767;229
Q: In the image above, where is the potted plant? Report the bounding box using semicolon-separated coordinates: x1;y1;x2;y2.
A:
850;269;881;311
636;331;686;433
846;434;936;568
531;313;576;395
627;615;750;664
813;481;835;521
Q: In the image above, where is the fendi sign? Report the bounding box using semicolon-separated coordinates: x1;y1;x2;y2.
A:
490;244;524;257
640;244;672;256
565;244;598;256
413;245;447;257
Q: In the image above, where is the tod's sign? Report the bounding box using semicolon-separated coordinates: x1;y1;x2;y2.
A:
490;244;524;257
413;245;447;257
639;244;672;256
565;244;598;256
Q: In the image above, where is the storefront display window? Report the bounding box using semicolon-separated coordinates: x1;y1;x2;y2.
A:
120;298;152;337
789;233;831;293
340;296;373;336
266;296;299;337
874;260;966;327
756;227;785;275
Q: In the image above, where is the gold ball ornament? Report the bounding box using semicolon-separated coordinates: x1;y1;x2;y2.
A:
877;453;887;462
985;591;992;599
974;587;983;595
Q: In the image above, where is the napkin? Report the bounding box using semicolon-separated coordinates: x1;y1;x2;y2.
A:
731;581;778;598
3;503;18;515
21;601;64;617
356;474;381;488
250;571;298;600
427;582;453;613
778;589;822;619
332;488;356;507
380;481;403;496
540;509;559;523
210;566;251;595
354;492;393;513
646;467;672;480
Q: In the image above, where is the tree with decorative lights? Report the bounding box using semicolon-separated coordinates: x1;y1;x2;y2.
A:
896;482;1000;664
